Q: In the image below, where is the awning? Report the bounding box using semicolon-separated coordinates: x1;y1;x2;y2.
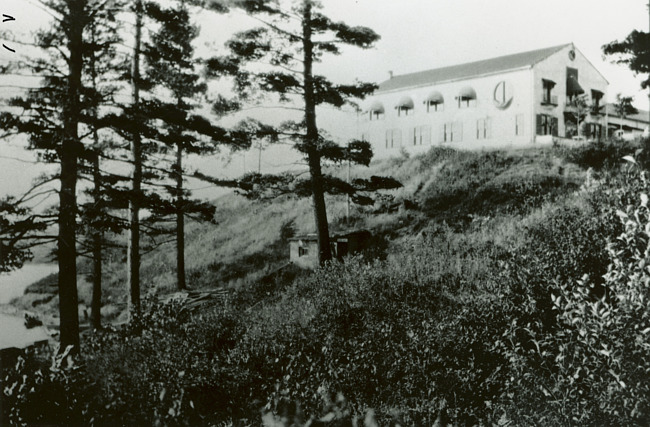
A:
591;89;604;99
566;76;584;95
425;91;444;104
458;86;477;100
396;96;414;109
542;78;556;87
369;101;385;114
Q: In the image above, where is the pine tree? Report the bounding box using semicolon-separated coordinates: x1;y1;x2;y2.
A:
110;0;248;293
0;0;128;347
603;7;650;124
207;0;398;265
78;2;124;328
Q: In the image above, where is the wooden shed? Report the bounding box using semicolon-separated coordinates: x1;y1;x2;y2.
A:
289;230;371;269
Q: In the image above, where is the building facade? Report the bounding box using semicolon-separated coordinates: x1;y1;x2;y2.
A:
360;43;609;157
604;103;649;139
289;231;371;269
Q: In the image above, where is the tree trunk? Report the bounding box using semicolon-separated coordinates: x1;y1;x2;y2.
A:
302;0;331;265
91;151;102;329
176;144;186;290
127;0;143;316
58;0;84;352
90;24;102;330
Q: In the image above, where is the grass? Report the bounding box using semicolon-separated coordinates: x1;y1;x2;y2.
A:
9;141;636;425
10;144;592;323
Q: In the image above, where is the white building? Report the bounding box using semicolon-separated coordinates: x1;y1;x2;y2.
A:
360;43;608;157
604;103;649;139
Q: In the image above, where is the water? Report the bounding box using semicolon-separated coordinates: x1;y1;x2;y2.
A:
0;264;57;304
0;264;57;349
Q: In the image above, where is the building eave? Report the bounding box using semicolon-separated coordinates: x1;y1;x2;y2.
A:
375;66;532;95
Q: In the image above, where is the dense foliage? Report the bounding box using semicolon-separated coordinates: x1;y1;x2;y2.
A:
7;143;650;426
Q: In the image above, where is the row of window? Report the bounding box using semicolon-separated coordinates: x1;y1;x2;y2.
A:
542;70;604;112
378;115;526;147
535;114;604;139
369;87;478;120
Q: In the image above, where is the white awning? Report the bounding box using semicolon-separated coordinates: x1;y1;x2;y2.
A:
369;101;385;114
396;96;414;109
425;91;444;104
458;86;477;100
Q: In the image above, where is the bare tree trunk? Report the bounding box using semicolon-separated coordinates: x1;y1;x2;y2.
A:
302;0;331;265
90;25;102;330
91;151;102;329
176;144;186;290
127;0;143;316
58;0;84;352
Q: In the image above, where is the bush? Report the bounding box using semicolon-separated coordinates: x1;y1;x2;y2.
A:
501;166;650;425
2;348;100;426
560;139;635;171
231;234;514;425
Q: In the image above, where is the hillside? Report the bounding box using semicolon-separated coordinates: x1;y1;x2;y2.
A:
11;145;589;324
10;141;648;424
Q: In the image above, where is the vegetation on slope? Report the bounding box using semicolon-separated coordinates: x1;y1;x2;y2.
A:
8;141;648;425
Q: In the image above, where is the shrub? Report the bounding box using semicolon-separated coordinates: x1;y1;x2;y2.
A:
2;348;100;426
501;166;650;425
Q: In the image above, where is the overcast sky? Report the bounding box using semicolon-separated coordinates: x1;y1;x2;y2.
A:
7;0;645;106
0;0;648;199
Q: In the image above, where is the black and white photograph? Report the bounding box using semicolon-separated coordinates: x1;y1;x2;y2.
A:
1;0;649;424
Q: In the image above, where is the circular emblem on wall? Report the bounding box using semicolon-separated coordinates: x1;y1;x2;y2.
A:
568;49;576;60
493;80;513;109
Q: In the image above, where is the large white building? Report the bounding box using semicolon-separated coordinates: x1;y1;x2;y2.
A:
360;43;609;156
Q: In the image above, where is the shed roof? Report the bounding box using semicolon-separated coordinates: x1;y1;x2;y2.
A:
605;103;650;124
288;230;371;242
377;43;571;93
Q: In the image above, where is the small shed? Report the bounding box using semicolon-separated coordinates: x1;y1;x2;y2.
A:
289;230;371;269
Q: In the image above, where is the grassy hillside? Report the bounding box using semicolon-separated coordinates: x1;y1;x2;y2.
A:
12;141;648;425
11;146;590;324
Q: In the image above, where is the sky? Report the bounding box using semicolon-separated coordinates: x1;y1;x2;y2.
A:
0;0;648;200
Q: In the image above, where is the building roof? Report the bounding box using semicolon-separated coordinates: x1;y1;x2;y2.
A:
604;103;649;124
288;230;371;242
377;43;572;93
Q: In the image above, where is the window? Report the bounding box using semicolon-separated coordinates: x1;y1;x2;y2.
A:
396;96;414;117
566;67;584;97
411;125;431;145
591;89;604;114
425;91;444;112
476;118;492;140
536;114;558;136
298;247;309;257
542;79;557;105
385;129;402;148
457;87;477;108
427;101;444;112
397;106;412;116
369;101;385;121
585;123;603;140
515;114;524;136
441;122;463;142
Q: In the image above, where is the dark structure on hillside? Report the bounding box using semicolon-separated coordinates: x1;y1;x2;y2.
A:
289;230;371;269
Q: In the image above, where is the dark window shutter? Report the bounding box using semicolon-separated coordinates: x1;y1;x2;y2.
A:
536;114;543;135
552;117;559;136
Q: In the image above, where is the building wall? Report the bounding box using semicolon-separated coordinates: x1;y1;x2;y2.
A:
607;116;649;134
360;68;534;158
533;45;608;139
360;45;609;158
289;240;319;269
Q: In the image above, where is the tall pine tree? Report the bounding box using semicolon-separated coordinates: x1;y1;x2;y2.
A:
0;0;91;351
207;0;398;265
